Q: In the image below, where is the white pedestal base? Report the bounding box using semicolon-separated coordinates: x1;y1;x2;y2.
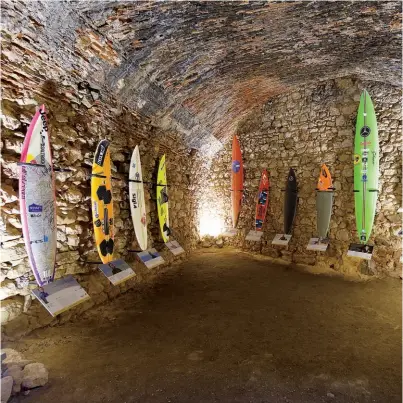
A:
98;259;136;285
165;240;185;256
306;237;329;251
272;234;291;246
31;275;90;317
347;243;373;260
222;228;237;237
137;248;165;269
245;230;263;242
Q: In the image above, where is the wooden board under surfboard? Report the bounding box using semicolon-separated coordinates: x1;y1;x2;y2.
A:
245;169;270;242
272;168;298;246
307;164;334;251
129;146;148;251
19;104;57;286
348;89;379;259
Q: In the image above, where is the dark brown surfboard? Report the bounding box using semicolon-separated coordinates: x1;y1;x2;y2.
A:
284;168;298;235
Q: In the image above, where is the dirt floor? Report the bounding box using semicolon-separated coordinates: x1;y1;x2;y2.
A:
5;249;402;403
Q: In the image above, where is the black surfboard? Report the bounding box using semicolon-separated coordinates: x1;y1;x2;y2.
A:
284;168;298;235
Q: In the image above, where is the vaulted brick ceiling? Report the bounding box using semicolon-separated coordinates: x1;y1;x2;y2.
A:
3;1;402;151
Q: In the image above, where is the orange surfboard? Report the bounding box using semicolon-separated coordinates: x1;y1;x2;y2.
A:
231;135;243;227
317;164;333;191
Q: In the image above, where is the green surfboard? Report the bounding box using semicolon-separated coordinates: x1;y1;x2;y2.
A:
354;90;379;244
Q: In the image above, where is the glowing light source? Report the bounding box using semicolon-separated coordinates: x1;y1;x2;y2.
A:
199;210;224;237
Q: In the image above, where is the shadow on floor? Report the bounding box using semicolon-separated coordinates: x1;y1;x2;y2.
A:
6;249;402;403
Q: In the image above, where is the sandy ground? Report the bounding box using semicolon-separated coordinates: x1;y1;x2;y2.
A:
5;249;402;403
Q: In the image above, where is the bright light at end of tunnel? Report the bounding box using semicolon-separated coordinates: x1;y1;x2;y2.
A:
199;210;224;237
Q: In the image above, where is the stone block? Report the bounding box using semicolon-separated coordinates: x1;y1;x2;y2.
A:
0;298;23;324
1;376;13;402
22;363;48;389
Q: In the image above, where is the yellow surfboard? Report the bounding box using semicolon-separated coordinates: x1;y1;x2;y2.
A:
91;140;114;263
156;155;170;242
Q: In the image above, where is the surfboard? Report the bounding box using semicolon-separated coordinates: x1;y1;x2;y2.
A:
284;168;297;235
255;169;270;231
354;90;379;244
19;105;57;286
129;146;147;251
231;135;244;228
316;164;333;240
157;154;170;242
91;140;114;263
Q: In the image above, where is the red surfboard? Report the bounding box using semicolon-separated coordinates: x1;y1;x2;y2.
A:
255;170;270;231
231;135;243;227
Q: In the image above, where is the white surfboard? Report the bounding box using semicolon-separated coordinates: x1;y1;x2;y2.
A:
129;146;147;250
19;105;57;286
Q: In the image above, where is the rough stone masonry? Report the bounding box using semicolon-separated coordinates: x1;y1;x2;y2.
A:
1;1;402;337
199;78;402;277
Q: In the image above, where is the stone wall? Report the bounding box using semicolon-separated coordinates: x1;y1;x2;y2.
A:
2;1;401;146
200;77;402;277
1;83;200;338
1;1;401;338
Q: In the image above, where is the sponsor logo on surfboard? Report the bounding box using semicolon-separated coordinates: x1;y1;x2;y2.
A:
232;161;241;173
39;109;48;165
40;109;48;131
93;201;99;218
30;235;48;244
40;135;46;165
96;145;106;166
21;167;27;199
132;192;138;208
28;203;43;213
360;126;371;137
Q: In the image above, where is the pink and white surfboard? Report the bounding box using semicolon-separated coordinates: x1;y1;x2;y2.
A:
19;105;57;286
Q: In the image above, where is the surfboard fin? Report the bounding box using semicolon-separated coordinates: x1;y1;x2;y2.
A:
163;223;171;236
99;240;108;256
103;190;112;204
97;185;107;200
99;239;114;256
160;188;169;204
106;239;114;254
